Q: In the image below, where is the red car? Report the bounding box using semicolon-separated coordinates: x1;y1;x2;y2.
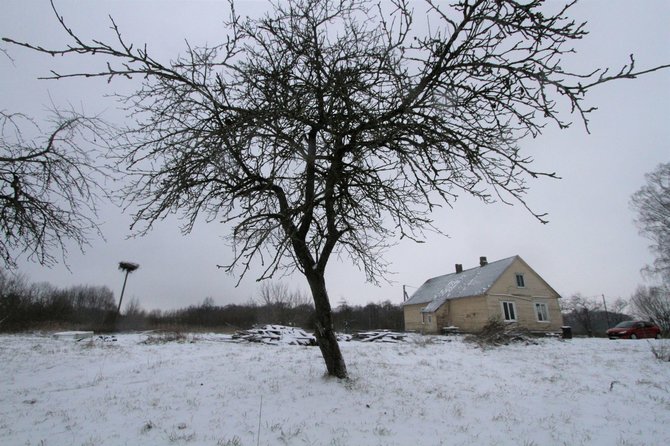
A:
606;320;661;339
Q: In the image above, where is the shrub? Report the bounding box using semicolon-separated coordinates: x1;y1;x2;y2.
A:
465;318;537;348
140;331;196;344
650;340;670;362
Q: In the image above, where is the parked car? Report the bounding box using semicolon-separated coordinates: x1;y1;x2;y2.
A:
606;321;661;339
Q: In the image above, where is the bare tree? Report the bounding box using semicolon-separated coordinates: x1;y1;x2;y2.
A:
562;294;602;336
4;0;668;377
631;285;670;335
608;297;630;325
258;282;311;309
0;269;30;327
0;108;107;268
257;281;312;325
631;162;670;283
258;282;291;308
123;297;147;329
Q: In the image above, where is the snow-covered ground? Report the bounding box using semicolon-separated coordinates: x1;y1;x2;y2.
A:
1;333;669;446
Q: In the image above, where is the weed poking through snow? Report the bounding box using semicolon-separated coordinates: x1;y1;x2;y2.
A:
649;340;670;362
140;332;197;344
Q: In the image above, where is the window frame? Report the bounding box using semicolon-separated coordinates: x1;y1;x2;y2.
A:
535;302;550;322
515;273;525;288
501;301;517;322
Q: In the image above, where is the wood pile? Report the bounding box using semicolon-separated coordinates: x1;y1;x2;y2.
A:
232;326;411;345
53;331;94;341
441;326;461;335
464;319;537;347
232;325;316;346
352;330;408;343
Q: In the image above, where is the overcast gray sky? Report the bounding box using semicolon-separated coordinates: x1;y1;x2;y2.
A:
1;0;669;311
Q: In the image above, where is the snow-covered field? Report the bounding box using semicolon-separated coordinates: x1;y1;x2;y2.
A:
1;333;669;446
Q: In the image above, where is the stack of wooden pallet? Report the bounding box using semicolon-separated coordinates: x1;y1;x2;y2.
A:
352;330;408;343
232;325;317;346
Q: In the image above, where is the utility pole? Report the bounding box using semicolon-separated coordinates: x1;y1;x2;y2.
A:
117;261;140;315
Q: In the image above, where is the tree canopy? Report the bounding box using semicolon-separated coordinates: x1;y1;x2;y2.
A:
0;109;106;269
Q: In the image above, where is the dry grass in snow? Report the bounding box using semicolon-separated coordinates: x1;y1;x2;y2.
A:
1;333;669;445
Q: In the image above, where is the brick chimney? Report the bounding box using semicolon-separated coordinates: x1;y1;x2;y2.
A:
479;256;488;267
455;264;463;274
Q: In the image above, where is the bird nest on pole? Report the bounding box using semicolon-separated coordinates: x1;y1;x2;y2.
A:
118;261;139;272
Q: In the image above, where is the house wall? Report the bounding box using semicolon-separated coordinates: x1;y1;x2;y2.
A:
484;295;562;331
403;303;437;333
434;302;450;332
488;258;552;298
423;312;438;333
486;258;563;331
448;295;489;332
406;296;490;334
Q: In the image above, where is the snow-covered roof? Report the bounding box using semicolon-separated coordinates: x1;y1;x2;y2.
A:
403;256;518;312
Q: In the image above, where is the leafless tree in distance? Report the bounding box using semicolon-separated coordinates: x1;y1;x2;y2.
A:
608;297;630;325
4;0;669;377
630;285;670;335
257;281;312;324
0;108;107;269
562;294;602;337
631;162;670;284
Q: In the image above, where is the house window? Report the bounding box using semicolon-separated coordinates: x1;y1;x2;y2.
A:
422;313;432;324
501;301;517;322
515;273;525;288
535;303;549;322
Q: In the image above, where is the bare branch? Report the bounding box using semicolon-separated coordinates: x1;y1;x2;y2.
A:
0;108;110;268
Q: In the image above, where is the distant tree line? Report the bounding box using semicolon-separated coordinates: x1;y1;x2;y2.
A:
561;294;631;337
0;270;115;330
561;291;670;338
630;285;670;335
333;300;404;333
8;266;666;337
0;272;403;333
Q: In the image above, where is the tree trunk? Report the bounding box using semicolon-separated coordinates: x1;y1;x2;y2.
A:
305;271;348;379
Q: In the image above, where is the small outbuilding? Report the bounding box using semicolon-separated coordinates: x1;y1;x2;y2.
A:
403;255;563;334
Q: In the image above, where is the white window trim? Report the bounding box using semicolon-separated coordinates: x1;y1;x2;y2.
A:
535;302;550;323
501;301;517;322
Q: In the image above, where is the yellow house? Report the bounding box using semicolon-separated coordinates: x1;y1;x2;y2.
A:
403;255;563;334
